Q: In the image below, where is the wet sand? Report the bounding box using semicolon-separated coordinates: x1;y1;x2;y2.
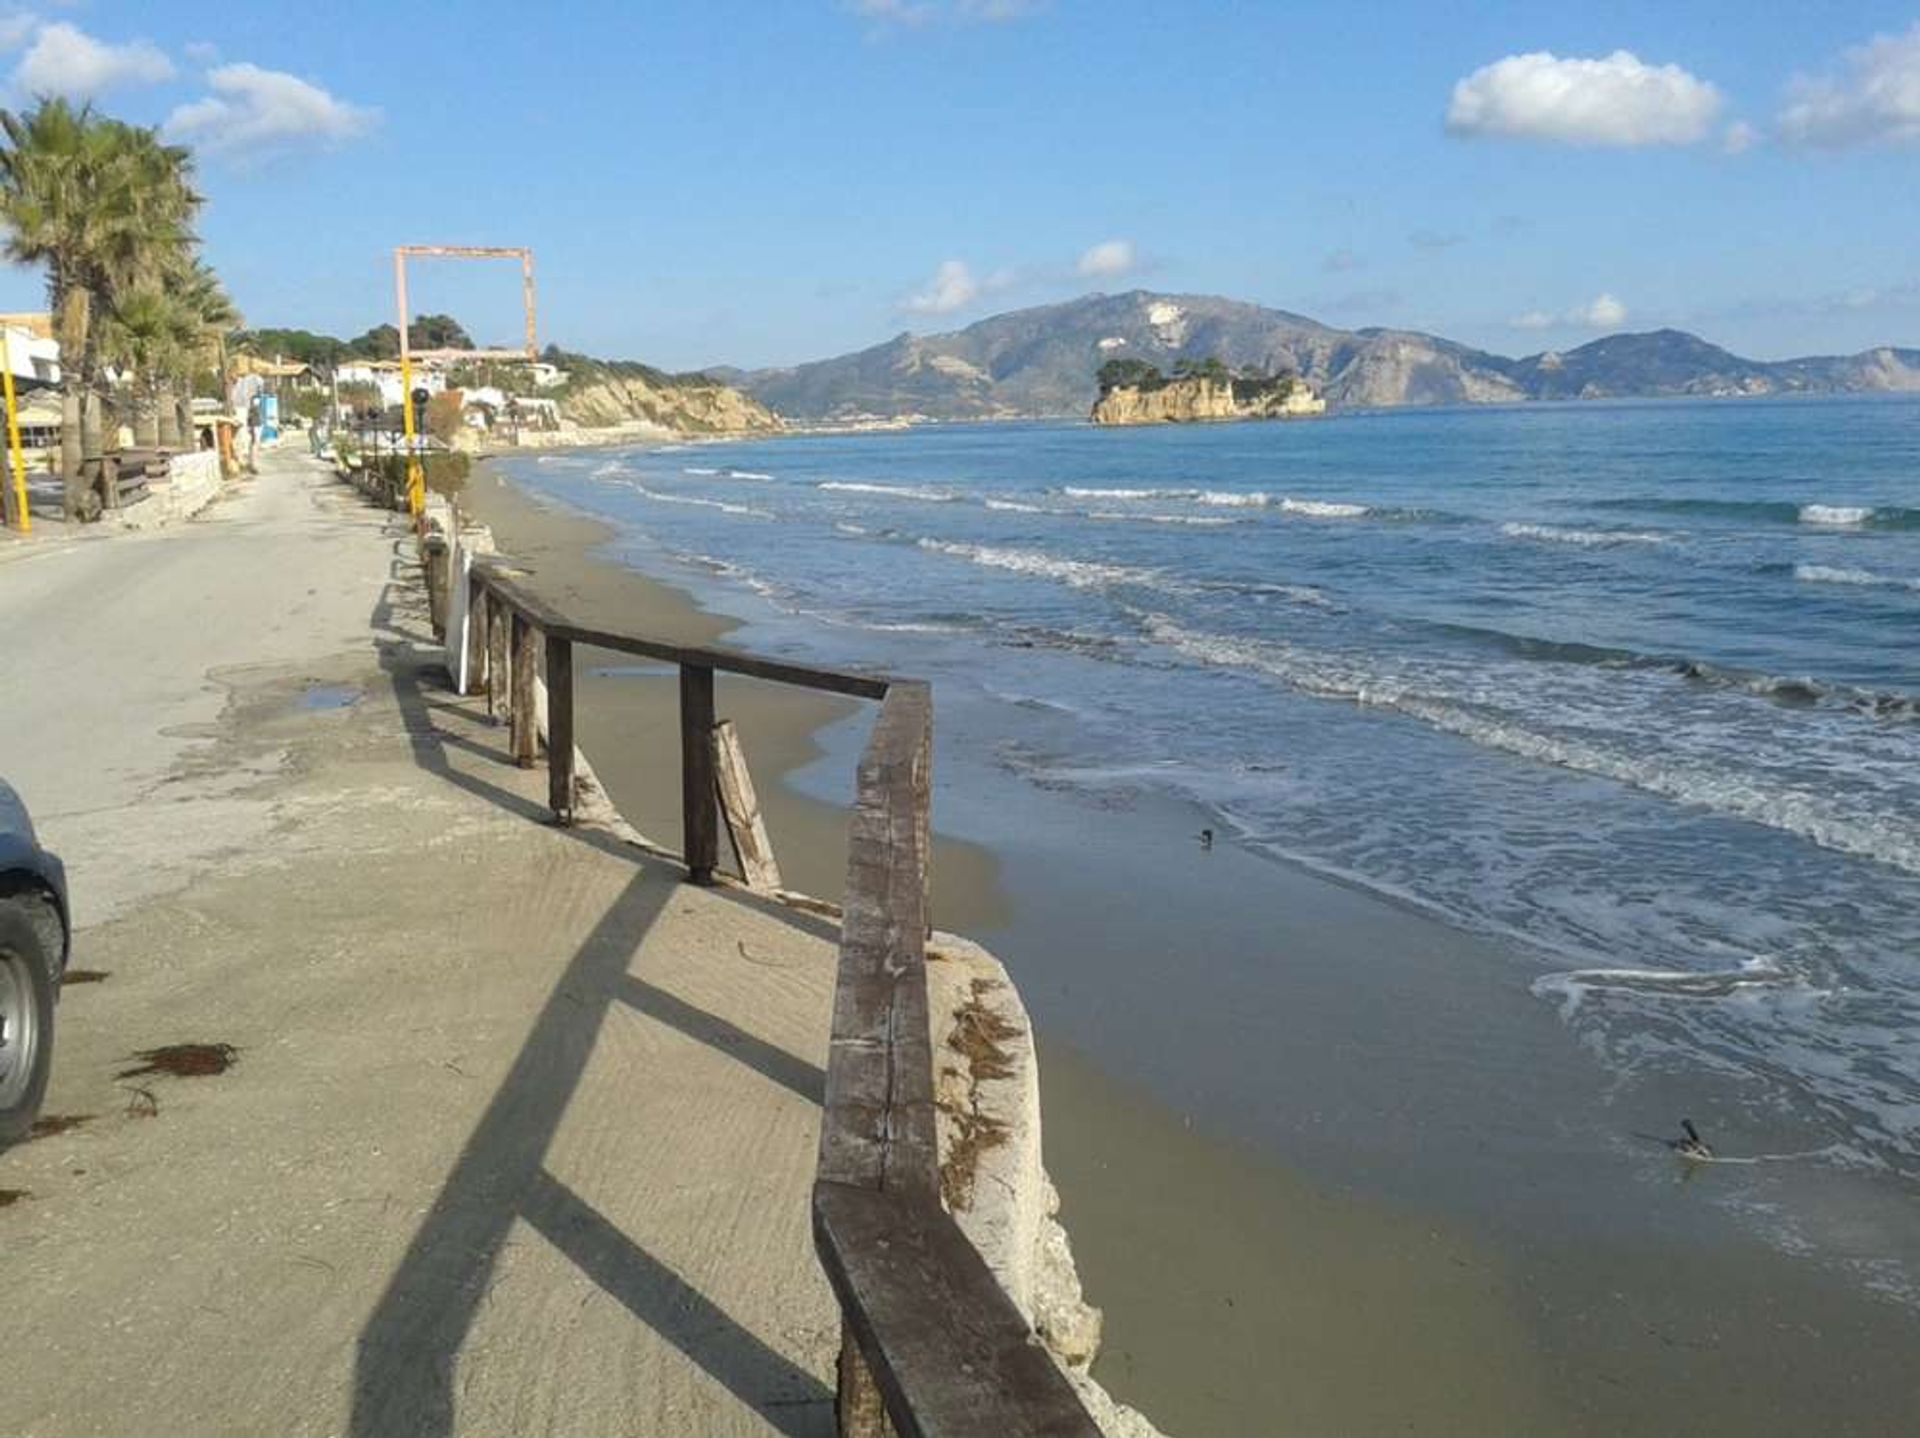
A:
459;461;1920;1437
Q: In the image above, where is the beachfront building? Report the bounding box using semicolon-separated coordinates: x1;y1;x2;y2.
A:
334;360;450;410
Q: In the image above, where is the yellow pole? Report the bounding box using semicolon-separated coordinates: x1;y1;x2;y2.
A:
2;328;30;536
394;248;423;518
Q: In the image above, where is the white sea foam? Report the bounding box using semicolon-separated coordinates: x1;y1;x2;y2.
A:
1278;498;1371;518
1796;563;1920;592
820;480;958;502
1087;510;1239;527
1062;485;1183;500
727;469;776;481
630;485;771;518
1800;504;1874;526
1501;522;1668;546
1136;614;1920;875
834;521;871;536
1058;485;1371;517
682;466;722;476
918;538;1166;591
985;498;1051;513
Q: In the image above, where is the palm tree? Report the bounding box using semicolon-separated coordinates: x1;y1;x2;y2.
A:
0;100;203;516
0;99;105;513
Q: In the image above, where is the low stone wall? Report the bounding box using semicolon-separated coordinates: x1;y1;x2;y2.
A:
114;449;224;531
928;937;1165;1437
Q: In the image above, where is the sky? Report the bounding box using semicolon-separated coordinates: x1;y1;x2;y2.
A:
0;1;1916;368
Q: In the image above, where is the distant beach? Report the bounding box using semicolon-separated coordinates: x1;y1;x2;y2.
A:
461;403;1920;1436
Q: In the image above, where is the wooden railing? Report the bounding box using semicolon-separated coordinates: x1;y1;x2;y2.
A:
461;557;1097;1437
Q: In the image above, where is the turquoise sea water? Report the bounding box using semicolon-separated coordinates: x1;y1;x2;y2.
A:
504;397;1920;1187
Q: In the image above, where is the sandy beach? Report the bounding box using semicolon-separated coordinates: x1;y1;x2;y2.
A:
459;456;1920;1437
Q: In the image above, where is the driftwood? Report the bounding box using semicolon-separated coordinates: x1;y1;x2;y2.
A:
712;719;782;891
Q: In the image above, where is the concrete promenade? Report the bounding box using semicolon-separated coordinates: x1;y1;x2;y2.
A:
0;449;843;1434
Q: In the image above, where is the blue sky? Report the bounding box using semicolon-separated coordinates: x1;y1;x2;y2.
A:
0;1;1917;367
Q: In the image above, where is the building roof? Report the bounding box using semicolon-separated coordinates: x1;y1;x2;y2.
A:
0;312;55;340
231;355;315;379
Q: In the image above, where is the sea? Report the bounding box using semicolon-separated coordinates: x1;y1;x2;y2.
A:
502;396;1920;1194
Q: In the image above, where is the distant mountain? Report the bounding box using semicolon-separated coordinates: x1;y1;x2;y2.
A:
732;291;1920;421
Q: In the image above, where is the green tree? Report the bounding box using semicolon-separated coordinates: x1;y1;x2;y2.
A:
1097;357;1163;393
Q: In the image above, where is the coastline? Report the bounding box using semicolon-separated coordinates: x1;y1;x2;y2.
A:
461;449;1920;1437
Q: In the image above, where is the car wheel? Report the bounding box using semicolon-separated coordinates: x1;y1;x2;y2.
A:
0;897;56;1147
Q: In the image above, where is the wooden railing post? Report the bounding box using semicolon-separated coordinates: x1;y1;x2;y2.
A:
464;577;488;697
510;612;539;768
486;598;508;720
679;663;718;885
546;634;574;825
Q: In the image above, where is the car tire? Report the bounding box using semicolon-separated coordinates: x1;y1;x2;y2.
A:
0;897;56;1147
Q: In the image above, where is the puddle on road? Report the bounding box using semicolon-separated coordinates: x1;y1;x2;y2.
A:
298;683;362;712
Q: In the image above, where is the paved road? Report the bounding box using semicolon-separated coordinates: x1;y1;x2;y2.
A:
0;450;841;1435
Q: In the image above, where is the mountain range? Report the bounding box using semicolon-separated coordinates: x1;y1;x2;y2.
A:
723;291;1920;421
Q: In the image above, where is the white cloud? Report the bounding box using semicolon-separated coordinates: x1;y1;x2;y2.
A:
12;21;174;99
183;41;221;65
900;258;1019;315
903;259;982;314
1076;238;1136;278
165;63;377;155
1447;49;1722;147
1575;292;1628;327
1722;120;1759;154
1511;293;1630;331
1779;22;1920;149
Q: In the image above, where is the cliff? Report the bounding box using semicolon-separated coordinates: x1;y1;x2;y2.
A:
558;372;783;435
1092;374;1326;425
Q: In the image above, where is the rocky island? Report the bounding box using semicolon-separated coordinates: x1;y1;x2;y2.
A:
1091;355;1326;425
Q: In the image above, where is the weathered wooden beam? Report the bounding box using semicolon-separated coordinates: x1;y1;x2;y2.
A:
464;576;489;697
713;718;782;891
818;682;938;1202
510;612;539;768
545;635;575;824
486;597;508;721
679;664;719;885
813;1182;1099;1438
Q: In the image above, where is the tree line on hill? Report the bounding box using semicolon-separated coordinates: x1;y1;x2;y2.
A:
1096;354;1297;401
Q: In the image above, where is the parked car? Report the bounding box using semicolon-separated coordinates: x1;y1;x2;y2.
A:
0;780;69;1146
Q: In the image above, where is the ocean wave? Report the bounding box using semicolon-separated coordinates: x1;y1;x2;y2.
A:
726;468;776;481
682;466;722;476
820;480;959;502
1061;485;1186;500
629;484;771;518
1532;959;1801;1016
1796;564;1920;593
1134;615;1920;874
1500;522;1669;547
1592;497;1920;530
1278;498;1371;518
985;498;1052;513
1086;510;1242;527
918;538;1169;591
1800;504;1875;526
1058;485;1373;517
